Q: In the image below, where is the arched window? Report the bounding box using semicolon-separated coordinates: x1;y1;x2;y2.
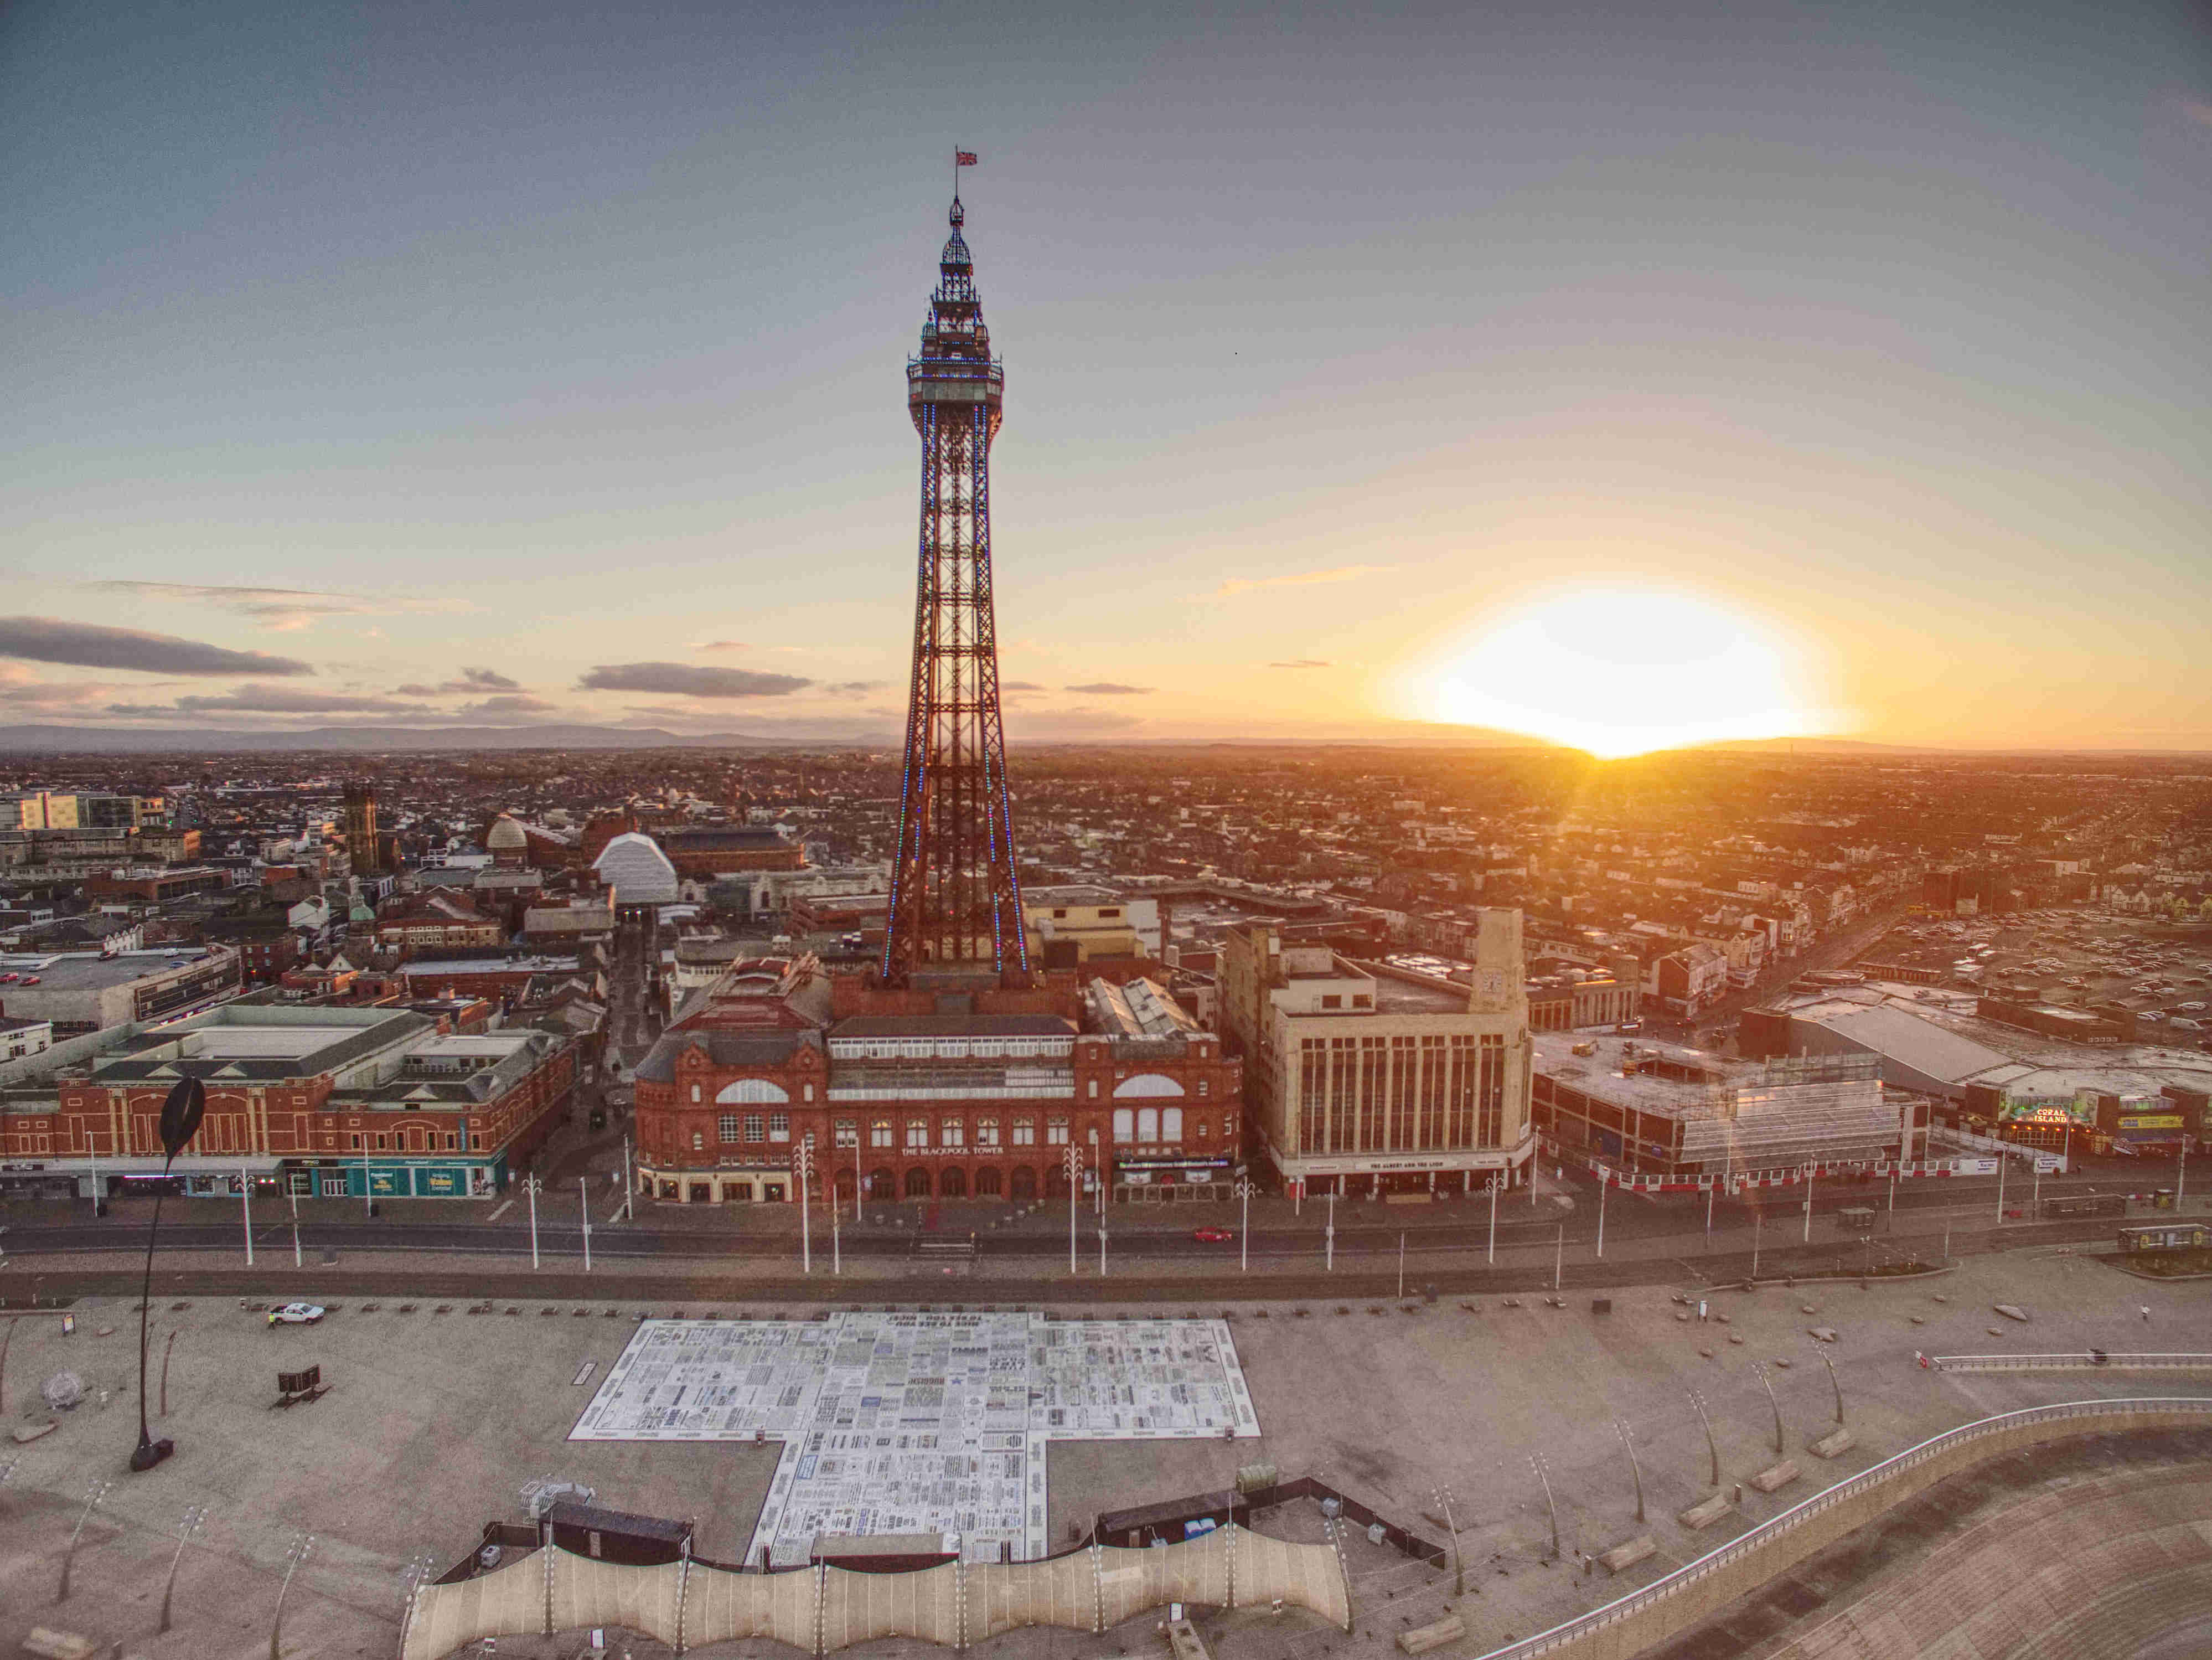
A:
1112;1074;1186;1099
975;1167;1002;1197
716;1079;790;1105
905;1167;932;1198
939;1167;967;1199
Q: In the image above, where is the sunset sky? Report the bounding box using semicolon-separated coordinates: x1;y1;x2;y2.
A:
3;1;2209;752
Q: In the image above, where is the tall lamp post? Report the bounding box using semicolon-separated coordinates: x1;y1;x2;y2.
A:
1062;1143;1083;1275
1431;1486;1462;1596
133;1077;205;1472
1687;1389;1720;1488
524;1174;542;1270
1233;1176;1255;1274
1487;1174;1502;1265
793;1140;814;1276
1753;1360;1785;1456
1614;1417;1645;1523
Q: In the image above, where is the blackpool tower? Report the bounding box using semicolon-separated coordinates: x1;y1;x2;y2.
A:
881;183;1028;983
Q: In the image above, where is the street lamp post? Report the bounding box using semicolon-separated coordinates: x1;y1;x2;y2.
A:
133;1078;204;1473
158;1503;208;1633
578;1174;591;1272
1802;1163;1815;1244
270;1533;312;1660
1487;1175;1501;1265
524;1175;542;1270
793;1141;814;1276
1553;1220;1564;1292
1996;1148;2007;1221
1433;1486;1462;1596
1751;1206;1763;1282
1596;1171;1608;1259
1233;1177;1255;1274
1705;1179;1715;1244
1754;1361;1785;1456
1818;1345;1844;1426
1614;1418;1645;1523
1325;1189;1336;1272
1063;1144;1083;1275
1688;1390;1720;1487
1530;1453;1560;1560
240;1164;253;1267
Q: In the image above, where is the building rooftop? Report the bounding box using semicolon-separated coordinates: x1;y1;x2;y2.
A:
1345;960;1472;1016
0;948;227;990
1774;983;2212;1099
831;1014;1077;1040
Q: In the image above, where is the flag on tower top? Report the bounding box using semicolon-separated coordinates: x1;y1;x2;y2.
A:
955;149;979;166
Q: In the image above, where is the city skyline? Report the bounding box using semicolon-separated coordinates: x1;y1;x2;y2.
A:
4;1;2209;754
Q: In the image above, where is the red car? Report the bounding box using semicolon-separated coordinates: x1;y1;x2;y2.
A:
1191;1226;1234;1244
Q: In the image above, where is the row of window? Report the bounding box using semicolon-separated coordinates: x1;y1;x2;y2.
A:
689;1111;1238;1154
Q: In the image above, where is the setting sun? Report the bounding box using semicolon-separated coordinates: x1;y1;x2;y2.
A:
1419;589;1820;758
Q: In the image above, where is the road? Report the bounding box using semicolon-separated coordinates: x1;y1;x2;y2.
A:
2;1159;2187;1267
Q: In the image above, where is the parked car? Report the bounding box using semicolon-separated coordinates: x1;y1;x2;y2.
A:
268;1302;325;1325
1191;1227;1234;1244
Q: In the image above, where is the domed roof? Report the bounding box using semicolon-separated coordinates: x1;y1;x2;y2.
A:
592;831;680;906
487;815;528;850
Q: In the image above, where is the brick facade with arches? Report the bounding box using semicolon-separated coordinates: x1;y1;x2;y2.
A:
631;967;1242;1205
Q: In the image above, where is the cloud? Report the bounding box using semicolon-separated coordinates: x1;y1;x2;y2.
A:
0;617;314;677
0;668;117;710
395;667;524;696
1209;564;1391;599
457;695;557;717
84;581;466;632
1268;659;1333;668
577;662;812;698
1001;680;1046;692
106;686;436;718
691;640;750;652
821;680;888;697
1063;682;1152;695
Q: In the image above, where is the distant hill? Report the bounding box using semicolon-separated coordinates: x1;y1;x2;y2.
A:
0;722;885;754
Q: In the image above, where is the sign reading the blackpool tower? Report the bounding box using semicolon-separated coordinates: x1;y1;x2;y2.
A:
571;1311;1259;1565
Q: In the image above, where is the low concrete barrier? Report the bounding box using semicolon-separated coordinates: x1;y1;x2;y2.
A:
1929;1352;2212;1373
1474;1398;2212;1660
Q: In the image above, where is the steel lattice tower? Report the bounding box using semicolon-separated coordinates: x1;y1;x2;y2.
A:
882;192;1028;983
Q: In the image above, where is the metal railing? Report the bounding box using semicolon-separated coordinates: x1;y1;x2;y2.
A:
1472;1397;2212;1660
1929;1353;2212;1373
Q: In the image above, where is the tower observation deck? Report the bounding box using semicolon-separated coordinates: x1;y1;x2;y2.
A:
882;192;1027;984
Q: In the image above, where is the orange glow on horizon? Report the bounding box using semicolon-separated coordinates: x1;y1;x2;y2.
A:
1409;589;1828;758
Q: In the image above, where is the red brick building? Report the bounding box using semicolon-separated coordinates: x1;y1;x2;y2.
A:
0;1004;576;1200
633;964;1242;1204
374;891;504;952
